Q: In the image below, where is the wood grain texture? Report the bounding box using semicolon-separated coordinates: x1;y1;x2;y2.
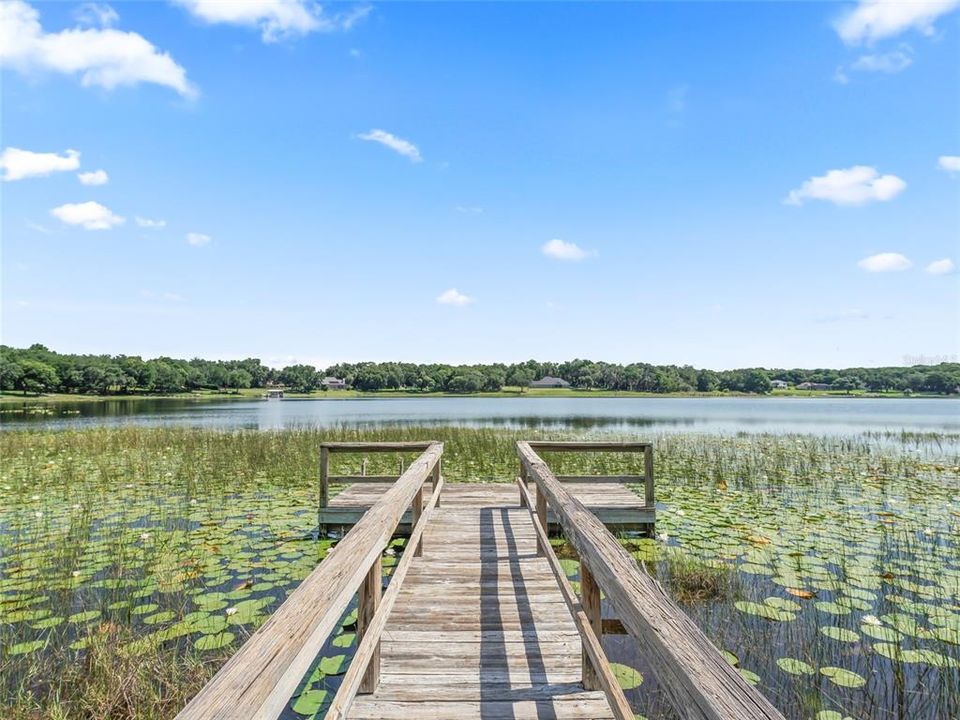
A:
175;443;443;720
516;441;785;720
344;486;616;720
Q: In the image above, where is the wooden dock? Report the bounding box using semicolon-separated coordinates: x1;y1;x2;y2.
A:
319;441;656;533
177;441;785;720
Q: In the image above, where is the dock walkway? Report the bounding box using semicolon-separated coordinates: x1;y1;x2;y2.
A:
349;484;614;719
176;441;785;720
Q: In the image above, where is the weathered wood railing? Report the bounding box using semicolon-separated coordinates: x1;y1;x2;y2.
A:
516;441;786;720
515;477;634;720
526;440;654;507
176;441;443;720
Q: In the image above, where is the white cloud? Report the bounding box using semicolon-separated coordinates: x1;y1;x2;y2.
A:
785;166;906;206
436;288;474;306
187;232;211;246
78;169;109;185
357;129;422;162
136;216;166;228
858;252;912;272
0;0;195;97
175;1;370;42
938;155;960;173
74;3;119;28
541;238;591;261
835;0;959;45
50;200;124;230
455;205;483;214
0;147;80;181
850;47;913;73
926;258;955;275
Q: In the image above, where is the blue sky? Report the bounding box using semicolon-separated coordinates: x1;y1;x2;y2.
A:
2;0;958;370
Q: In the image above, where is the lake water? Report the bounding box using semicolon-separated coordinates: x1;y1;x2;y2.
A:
1;396;957;435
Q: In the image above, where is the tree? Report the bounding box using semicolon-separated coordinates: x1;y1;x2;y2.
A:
696;369;719;392
831;376;863;393
17;359;59;395
0;356;23;391
506;368;533;391
742;369;772;394
278;364;319;393
226;369;253;391
447;371;485;393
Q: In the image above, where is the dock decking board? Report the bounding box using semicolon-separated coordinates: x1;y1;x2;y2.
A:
346;485;616;720
321;482;655;531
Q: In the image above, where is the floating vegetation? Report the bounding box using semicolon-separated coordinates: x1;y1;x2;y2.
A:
1;425;958;720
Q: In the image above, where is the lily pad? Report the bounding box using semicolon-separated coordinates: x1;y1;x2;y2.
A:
820;666;866;688
610;662;643;689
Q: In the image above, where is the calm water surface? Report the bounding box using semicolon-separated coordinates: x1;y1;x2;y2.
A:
2;396;957;435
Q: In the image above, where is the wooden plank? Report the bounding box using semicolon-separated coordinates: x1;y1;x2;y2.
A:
321;441;436;452
516;480;634;720
526;441;650;452
176;443;443;720
517;441;785;720
329;476;398;483
556;475;645;483
579;560;602;692
326;477;445;720
347;697;615;719
319;446;329;510
357;555;382;693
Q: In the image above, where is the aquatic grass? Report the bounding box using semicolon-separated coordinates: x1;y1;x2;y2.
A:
1;426;958;719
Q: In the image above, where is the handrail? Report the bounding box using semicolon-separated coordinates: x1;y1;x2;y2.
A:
325;474;445;720
515;478;633;720
525;440;654;508
516;441;785;720
176;442;444;720
320;440;441;513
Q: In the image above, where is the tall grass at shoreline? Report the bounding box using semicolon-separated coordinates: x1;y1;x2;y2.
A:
1;426;958;719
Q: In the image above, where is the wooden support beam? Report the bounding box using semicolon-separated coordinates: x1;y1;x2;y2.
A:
176;442;443;720
580;560;602;691
516;441;785;720
535;489;547;556
357;556;382;694
411;487;423;557
515;478;634;720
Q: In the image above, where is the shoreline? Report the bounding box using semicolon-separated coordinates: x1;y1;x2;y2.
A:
1;388;954;405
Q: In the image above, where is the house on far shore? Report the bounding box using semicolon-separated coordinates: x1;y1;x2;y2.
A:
770;379;789;389
321;377;348;391
265;387;284;399
796;382;831;391
530;376;571;389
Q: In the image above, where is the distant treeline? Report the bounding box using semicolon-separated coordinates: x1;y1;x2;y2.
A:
1;344;958;396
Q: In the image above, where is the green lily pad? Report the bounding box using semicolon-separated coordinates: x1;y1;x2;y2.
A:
776;657;815;675
319;654;348;676
8;640;46;655
820;666;866;688
194;632;235;651
291;689;330;716
610;662;643;689
820;626;859;643
333;632;356;648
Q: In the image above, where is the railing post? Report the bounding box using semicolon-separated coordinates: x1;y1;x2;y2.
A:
412;485;424;557
518;464;528;507
319;446;329;536
644;445;655;537
358;555;382;694
536;487;547;556
432;458;441;508
580;560;602;690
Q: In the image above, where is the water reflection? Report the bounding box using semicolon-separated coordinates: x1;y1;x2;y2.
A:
1;396;957;435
